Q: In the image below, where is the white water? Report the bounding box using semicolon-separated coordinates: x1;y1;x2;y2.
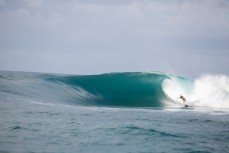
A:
162;74;229;108
190;75;229;108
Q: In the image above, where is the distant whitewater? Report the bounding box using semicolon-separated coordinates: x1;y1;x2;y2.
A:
1;71;229;108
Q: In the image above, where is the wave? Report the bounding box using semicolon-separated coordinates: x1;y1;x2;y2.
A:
0;71;229;108
44;72;171;107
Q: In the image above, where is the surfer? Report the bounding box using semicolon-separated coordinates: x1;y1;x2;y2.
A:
179;95;188;107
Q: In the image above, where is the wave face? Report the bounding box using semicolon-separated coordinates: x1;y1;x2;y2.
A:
45;72;171;107
1;71;229;108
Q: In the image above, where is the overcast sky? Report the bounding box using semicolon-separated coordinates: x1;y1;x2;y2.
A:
0;0;229;78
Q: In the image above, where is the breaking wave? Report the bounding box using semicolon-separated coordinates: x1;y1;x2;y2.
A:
0;71;229;108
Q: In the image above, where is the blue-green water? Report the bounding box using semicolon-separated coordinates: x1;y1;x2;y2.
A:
0;71;229;153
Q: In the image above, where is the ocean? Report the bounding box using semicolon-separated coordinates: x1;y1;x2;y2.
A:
0;71;229;153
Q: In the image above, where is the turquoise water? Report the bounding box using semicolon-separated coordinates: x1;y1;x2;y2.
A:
0;71;229;153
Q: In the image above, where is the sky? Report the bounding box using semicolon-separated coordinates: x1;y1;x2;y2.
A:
0;0;229;78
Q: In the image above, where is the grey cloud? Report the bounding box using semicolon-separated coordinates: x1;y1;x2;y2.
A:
0;0;229;77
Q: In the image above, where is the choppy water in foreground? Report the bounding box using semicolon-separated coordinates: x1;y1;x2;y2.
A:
1;95;229;153
0;71;229;153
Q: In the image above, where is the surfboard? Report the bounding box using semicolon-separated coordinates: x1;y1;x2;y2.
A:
174;99;188;107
